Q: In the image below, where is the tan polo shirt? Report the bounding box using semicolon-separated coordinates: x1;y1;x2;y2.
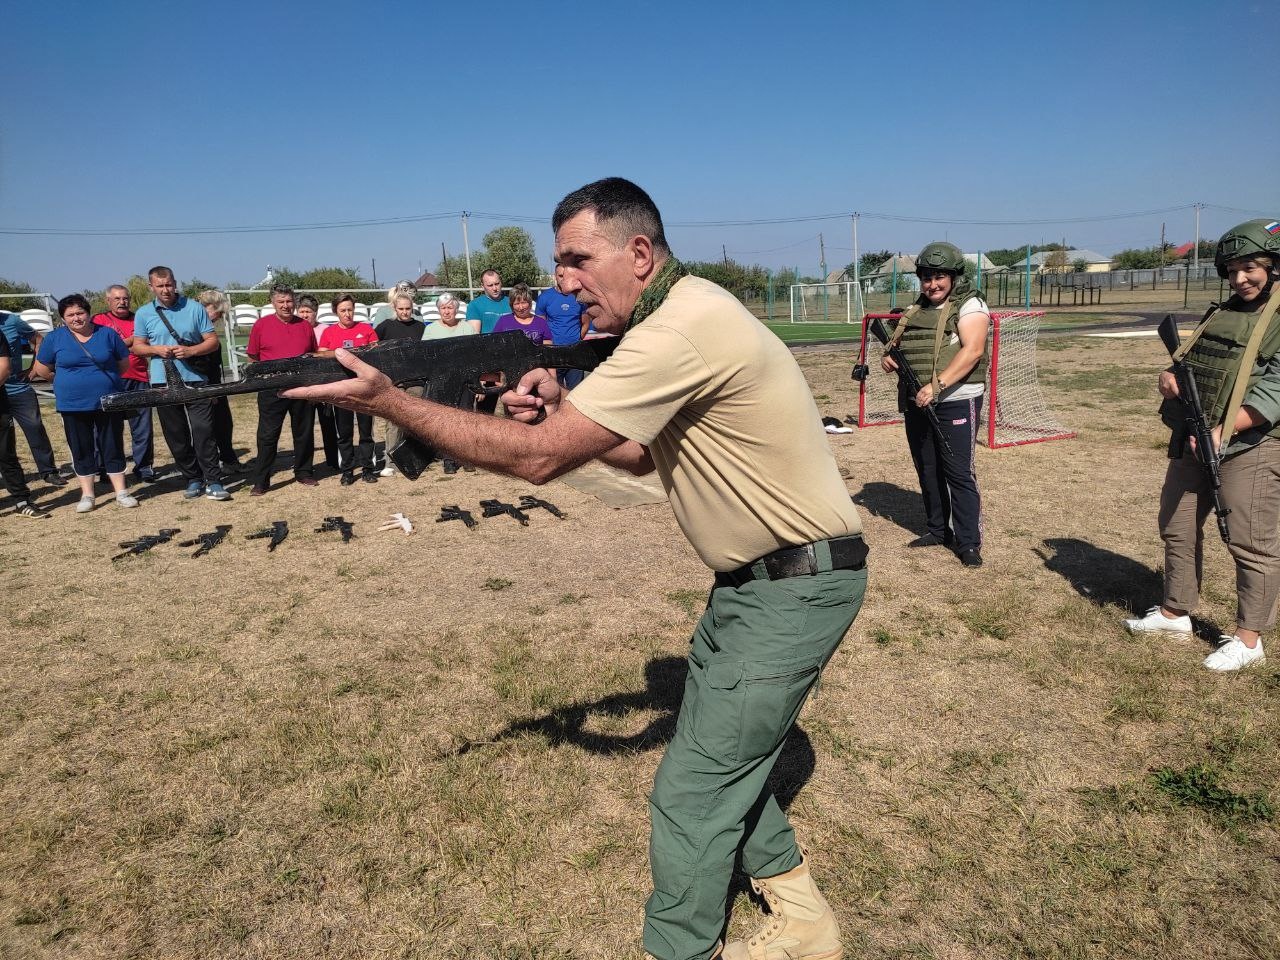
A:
568;275;862;571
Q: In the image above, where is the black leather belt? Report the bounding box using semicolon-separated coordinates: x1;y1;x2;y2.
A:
715;535;868;589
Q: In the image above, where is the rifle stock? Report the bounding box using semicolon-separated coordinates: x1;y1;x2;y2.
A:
102;332;619;480
1157;314;1231;544
866;317;954;457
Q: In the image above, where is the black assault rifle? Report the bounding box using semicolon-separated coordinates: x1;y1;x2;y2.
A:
864;316;953;456
1157;314;1231;544
101;333;619;479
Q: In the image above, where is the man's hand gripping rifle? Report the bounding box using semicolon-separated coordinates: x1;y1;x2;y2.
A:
1158;314;1231;545
864;316;953;456
101;332;619;479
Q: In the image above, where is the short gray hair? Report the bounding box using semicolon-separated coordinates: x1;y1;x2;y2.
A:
436;292;458;307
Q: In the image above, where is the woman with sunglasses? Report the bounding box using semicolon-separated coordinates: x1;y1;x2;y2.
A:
878;241;990;567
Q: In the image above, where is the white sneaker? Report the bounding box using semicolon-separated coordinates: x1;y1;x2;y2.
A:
379;465;396;477
76;495;95;514
1124;606;1192;636
116;493;139;508
1203;636;1266;672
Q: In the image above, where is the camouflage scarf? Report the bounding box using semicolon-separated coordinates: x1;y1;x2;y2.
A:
624;256;688;335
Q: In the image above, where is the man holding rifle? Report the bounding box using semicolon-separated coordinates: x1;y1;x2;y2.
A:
284;178;867;960
1125;219;1280;672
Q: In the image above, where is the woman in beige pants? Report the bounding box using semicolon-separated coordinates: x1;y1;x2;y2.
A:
1126;219;1280;671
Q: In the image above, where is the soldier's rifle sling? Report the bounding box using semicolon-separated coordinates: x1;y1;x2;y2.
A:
866;317;954;457
1158;314;1231;544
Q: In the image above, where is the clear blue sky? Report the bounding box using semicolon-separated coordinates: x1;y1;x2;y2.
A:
2;0;1277;295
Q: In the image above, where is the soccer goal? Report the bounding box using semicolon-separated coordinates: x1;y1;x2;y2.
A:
853;311;1076;448
789;282;865;324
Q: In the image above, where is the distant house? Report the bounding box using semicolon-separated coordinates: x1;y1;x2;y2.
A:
964;253;1001;273
1173;242;1196;259
414;271;440;289
1028;249;1113;273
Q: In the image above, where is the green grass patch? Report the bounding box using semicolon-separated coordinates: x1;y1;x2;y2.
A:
1150;764;1274;826
764;322;860;345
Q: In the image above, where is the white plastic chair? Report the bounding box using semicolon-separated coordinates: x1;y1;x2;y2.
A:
20;308;54;332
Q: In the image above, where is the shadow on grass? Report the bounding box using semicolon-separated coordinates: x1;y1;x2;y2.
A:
851;481;927;538
447;653;817;811
1035;537;1162;611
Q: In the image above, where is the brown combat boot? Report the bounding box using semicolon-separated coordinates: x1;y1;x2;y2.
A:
721;853;842;960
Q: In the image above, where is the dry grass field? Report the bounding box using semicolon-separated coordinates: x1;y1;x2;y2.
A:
1;331;1276;960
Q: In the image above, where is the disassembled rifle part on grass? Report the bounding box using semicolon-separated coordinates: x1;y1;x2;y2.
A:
113;528;182;561
179;524;233;558
437;505;478;529
517;495;566;519
377;513;414;535
316;515;356;542
245;520;289;551
480;499;530;526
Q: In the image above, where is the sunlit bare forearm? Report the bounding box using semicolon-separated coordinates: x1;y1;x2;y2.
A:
377;388;627;485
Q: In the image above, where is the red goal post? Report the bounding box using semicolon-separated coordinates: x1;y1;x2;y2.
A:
854;311;1076;449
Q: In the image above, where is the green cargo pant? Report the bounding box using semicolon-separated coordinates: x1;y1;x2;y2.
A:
642;565;867;960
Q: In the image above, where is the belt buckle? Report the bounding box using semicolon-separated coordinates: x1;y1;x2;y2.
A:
802;542;818;576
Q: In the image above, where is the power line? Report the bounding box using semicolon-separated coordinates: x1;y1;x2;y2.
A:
2;200;1269;239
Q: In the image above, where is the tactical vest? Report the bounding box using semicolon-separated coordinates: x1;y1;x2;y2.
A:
897;302;988;390
1183;303;1280;438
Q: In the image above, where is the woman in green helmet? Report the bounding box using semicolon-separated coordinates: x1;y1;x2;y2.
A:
1126;219;1280;672
879;241;990;567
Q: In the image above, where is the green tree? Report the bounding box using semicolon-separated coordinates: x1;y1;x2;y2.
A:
1112;246;1163;270
0;277;45;312
853;250;893;278
480;226;542;287
182;277;216;299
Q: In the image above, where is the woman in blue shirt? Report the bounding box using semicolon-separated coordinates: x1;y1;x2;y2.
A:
31;294;136;512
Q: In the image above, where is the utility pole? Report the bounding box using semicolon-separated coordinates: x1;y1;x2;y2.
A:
371;258;378;287
461;212;475;297
441;242;448;285
722;244;729;267
1193;202;1203;272
819;233;827;278
1160;222;1166;268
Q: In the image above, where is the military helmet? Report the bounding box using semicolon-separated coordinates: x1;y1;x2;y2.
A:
916;241;966;275
1215;219;1280;278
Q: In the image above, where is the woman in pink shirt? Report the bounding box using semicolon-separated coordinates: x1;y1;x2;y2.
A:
316;295;379;483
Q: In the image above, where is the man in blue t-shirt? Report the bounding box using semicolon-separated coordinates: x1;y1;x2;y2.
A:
131;266;229;500
465;270;512;335
535;265;589;389
0;311;63;485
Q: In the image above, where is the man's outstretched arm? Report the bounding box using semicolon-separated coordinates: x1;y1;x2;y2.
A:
284;349;646;484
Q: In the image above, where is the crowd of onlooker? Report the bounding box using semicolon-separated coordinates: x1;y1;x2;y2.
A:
0;264;589;518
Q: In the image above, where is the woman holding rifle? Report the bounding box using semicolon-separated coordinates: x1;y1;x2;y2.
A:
1126;219;1280;671
879;241;990;567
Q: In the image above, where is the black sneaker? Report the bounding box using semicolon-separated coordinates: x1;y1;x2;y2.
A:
959;549;983;568
15;501;50;519
361;468;378;484
340;470;357;486
42;472;67;488
908;532;953;549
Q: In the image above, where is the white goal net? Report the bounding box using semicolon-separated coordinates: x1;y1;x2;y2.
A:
854;311;1075;448
789;282;865;324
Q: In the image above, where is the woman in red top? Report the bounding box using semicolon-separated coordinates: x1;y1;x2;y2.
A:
317;295;379;483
